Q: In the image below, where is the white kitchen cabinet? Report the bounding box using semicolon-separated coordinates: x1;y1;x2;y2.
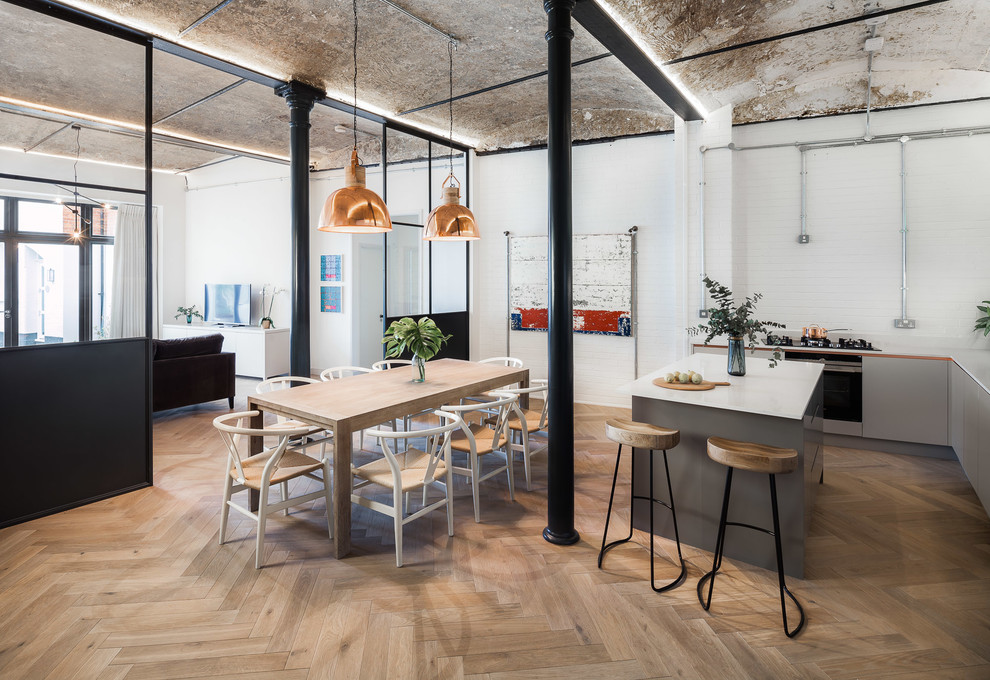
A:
950;363;965;457
162;323;289;379
863;356;949;446
979;388;990;512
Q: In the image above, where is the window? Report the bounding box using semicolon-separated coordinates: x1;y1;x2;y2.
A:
0;196;117;347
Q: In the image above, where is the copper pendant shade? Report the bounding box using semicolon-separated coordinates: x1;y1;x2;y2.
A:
424;180;479;241
318;149;392;234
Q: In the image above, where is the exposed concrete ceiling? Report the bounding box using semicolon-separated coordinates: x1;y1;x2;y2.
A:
1;0;986;173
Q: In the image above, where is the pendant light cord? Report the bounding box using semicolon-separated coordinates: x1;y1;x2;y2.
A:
448;39;454;180
352;0;358;153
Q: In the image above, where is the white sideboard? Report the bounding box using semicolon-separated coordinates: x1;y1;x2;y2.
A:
161;323;290;379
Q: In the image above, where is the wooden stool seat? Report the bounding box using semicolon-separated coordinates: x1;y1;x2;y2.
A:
599;418;685;593
606;417;680;451
707;437;797;475
699;436;805;637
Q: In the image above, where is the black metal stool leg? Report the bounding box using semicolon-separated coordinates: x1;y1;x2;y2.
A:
649;449;687;592
598;444;634;567
698;467;733;610
769;474;806;638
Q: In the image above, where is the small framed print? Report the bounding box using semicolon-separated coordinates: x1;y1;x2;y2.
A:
321;285;342;313
321;254;342;282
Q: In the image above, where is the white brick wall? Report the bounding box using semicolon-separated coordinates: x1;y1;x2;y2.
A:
732;100;990;346
473;136;677;406
471;99;990;406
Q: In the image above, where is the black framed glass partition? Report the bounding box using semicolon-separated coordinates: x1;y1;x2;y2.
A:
0;0;153;527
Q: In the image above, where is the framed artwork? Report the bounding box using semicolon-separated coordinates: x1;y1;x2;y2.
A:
321;285;342;313
509;234;632;336
321;254;342;282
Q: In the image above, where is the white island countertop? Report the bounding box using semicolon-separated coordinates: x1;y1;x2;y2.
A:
621;353;823;420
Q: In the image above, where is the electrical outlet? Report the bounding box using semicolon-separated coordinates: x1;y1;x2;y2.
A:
699;309;709;318
894;318;916;329
797;234;810;244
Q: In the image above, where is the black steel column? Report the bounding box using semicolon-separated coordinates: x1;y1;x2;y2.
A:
543;0;579;546
276;81;324;377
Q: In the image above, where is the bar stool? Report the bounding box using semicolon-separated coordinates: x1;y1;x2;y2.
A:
598;417;686;593
697;436;806;638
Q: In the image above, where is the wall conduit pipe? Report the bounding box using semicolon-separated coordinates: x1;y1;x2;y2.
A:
898;136;912;327
698;145;706;315
799;147;809;243
629;225;639;377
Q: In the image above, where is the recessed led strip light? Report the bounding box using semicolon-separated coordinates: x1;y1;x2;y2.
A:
592;0;710;120
0;96;291;165
322;88;481;148
0;144;177;174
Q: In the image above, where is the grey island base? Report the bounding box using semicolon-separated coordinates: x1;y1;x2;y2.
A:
621;354;824;578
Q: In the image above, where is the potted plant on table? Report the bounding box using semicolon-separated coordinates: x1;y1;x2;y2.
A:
382;317;452;383
174;305;203;324
688;277;783;376
259;284;284;329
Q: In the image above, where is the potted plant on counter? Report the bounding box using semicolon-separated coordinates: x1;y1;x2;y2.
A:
174;305;203;324
688;276;783;376
382;316;451;383
975;300;990;337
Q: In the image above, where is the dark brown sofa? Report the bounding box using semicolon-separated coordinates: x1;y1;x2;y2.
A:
152;334;235;411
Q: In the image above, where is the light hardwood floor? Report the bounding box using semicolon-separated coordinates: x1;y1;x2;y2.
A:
1;398;989;679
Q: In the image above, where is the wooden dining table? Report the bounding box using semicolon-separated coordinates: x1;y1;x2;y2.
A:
247;358;529;558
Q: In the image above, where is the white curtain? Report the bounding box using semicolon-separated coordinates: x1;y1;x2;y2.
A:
110;204;160;338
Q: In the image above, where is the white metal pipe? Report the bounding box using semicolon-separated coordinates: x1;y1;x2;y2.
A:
800;148;808;241
900;137;909;321
629;225;639;377
504;231;511;355
698;145;706;314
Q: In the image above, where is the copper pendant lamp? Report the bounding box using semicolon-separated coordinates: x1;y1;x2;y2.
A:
424;41;479;241
318;0;391;234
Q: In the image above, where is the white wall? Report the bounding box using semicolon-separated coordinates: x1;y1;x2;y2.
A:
726;99;990;349
472;135;679;405
184;158;291;331
0;147;187;335
470;99;990;407
173;100;989;397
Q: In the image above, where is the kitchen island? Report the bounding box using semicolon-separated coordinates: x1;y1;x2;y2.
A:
620;354;823;578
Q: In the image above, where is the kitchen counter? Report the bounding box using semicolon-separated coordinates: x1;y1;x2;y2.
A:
694;342;990;394
624;353;823;420
621;354;823;578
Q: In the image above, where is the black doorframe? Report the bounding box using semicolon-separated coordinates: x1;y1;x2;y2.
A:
378;137;472;362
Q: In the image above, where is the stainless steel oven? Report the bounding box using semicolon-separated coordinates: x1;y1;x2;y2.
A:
784;351;864;436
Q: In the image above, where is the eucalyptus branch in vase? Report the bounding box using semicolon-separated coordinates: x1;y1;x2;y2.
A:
687;277;784;373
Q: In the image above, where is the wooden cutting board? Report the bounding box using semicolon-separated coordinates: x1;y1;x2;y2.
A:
652;378;731;391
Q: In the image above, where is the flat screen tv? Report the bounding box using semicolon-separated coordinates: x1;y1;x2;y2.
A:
204;283;251;325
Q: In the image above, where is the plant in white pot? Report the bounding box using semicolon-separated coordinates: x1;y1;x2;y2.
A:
382;317;451;382
688;277;783;376
259;284;284;329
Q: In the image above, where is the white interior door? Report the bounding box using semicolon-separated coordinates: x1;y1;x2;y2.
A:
355;238;385;368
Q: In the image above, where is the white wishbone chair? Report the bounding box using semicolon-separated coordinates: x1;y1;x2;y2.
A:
461;356;525;406
351;410;462;567
502;379;549;491
320;366;377;450
214;411;333;569
255;376;328;443
441;392;518;522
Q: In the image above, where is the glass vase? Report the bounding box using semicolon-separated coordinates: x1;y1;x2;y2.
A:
412;354;426;383
727;336;746;376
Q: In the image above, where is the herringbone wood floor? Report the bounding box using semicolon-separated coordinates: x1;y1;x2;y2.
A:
2;397;989;679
